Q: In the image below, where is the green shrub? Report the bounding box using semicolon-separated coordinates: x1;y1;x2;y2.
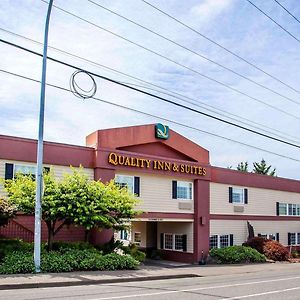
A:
243;237;289;261
121;243;146;263
96;238;124;255
0;239;34;262
0;249;139;274
209;246;266;264
51;241;97;253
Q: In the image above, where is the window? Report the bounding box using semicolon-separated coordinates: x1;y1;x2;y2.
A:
279;203;287;215
209;234;233;249
134;232;141;245
164;234;173;250
232;188;244;204
229;187;248;204
14;165;36;176
278;203;300;216
120;230;129;240
177;181;192;200
174;234;184;251
162;233;187;251
289;233;300;245
258;233;278;241
209;235;218;249
115;175;134;194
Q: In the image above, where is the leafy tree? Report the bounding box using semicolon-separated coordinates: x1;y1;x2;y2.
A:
0;197;17;227
4;168;139;250
253;159;276;176
237;161;249;172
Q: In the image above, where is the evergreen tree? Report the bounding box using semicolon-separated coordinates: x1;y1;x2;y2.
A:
237;161;249;172
253;159;276;176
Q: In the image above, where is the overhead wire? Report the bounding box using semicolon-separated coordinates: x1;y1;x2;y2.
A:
273;0;300;25
86;0;299;105
1;38;300;150
1;67;300;163
140;0;300;94
1;28;299;143
246;0;300;44
39;0;300;117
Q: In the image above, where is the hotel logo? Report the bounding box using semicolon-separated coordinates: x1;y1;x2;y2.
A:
155;123;169;140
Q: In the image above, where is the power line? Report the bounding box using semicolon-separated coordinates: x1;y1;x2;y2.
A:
273;0;300;25
246;0;300;44
40;1;300;117
140;0;300;94
1;38;300;150
1;67;300;163
2;27;299;143
86;0;299;106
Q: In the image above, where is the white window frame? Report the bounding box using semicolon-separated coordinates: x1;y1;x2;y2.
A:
279;203;300;216
258;233;277;241
209;234;232;249
14;164;36;177
115;175;135;194
289;233;300;245
134;232;141;245
163;233;184;251
232;188;244;204
176;181;193;201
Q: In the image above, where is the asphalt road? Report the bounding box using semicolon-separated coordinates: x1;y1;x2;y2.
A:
1;267;300;300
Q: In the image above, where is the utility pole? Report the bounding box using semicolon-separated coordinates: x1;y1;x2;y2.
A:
34;0;53;273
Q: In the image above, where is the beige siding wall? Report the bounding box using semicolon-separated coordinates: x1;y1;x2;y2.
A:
157;222;194;253
210;219;300;246
117;171;194;213
210;182;300;216
0;159;94;197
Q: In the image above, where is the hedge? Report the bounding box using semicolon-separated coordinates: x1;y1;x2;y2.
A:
0;249;139;274
209;246;266;264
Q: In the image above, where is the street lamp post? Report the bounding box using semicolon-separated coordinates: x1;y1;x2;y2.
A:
34;0;53;273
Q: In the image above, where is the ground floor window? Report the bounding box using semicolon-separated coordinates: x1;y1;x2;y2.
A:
162;233;187;251
209;234;233;249
120;230;129;241
289;233;300;245
258;233;278;241
134;232;141;245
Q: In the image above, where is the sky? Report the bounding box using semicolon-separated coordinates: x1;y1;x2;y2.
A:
0;0;300;179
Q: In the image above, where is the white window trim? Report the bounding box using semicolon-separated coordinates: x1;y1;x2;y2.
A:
163;233;184;252
232;187;245;205
210;234;232;249
279;203;300;216
115;174;135;194
290;232;300;245
258;233;277;240
176;181;193;201
134;231;141;245
14;164;36;177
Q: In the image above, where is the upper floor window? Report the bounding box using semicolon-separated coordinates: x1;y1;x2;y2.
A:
229;187;248;204
115;175;134;193
115;175;140;197
277;202;300;216
172;181;193;200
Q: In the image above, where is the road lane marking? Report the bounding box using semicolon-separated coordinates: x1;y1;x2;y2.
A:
222;286;300;299
87;275;300;299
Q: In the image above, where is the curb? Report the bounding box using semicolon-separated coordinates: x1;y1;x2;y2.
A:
0;273;201;290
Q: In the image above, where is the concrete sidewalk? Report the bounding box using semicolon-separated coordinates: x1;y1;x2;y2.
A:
0;261;298;290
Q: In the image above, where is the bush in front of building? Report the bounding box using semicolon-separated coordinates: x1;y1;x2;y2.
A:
121;243;146;263
209;246;266;264
0;239;34;262
0;248;139;274
243;237;289;261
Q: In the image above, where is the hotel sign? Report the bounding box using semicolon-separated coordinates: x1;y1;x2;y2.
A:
108;152;207;176
155;123;169;140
